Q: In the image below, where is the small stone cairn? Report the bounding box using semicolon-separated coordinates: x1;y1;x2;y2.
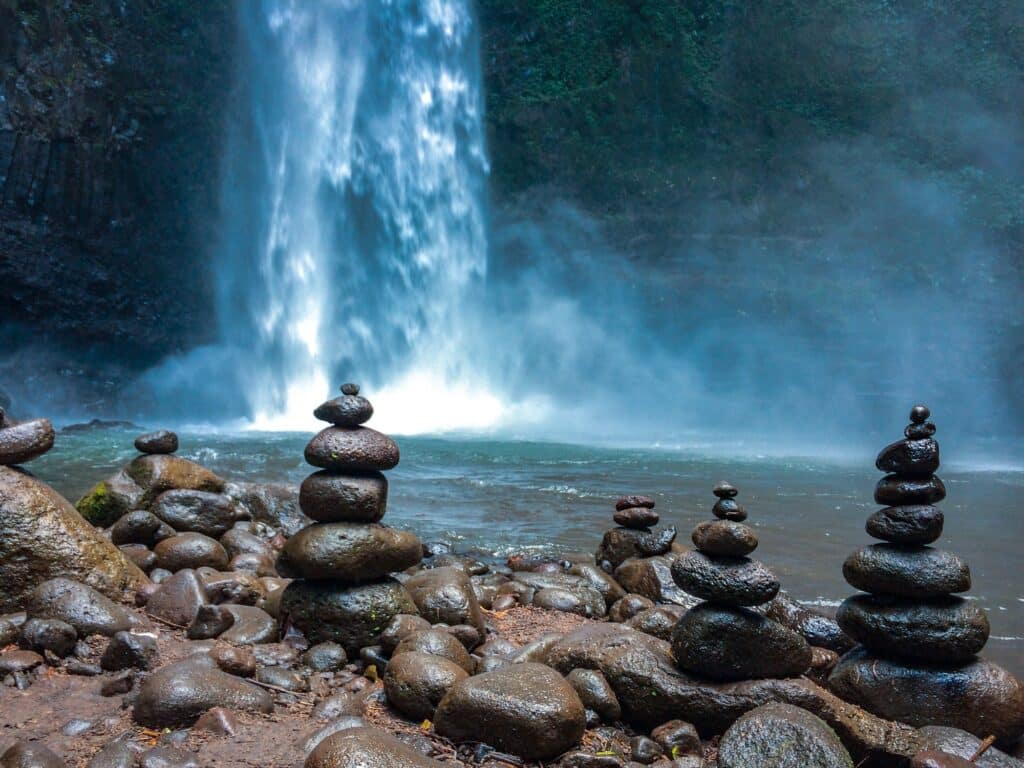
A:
595;494;676;573
829;405;1024;741
669;482;811;680
279;384;421;653
0;406;54;467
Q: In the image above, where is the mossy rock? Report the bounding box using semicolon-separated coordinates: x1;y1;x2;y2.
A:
75;470;143;527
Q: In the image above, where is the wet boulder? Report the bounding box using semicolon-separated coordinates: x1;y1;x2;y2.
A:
393;628;475;673
0;741;66;768
614;556;701;608
671;551;780;606
154;532;229;572
110;511;175;547
304;427;400;472
434;663;586;761
760;593;854;654
306;727;446;768
125;455;226;506
0;468;148;612
225;481;309;537
75;470;145;527
277;522;422;581
404;566;485;633
134;430;179;455
718;703;853;768
151;490;240;537
843;545;969;598
596;527;676;571
299;471;387;523
27;578;140;636
384;650;469;720
145;569;209;626
0;418;55;466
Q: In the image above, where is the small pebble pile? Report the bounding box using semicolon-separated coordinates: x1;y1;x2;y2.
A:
279;384;422;653
669;482;811;680
829;405;1024;741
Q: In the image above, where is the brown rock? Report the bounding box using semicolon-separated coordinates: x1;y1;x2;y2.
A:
304;427;400;472
0;418;55;465
125;454;225;506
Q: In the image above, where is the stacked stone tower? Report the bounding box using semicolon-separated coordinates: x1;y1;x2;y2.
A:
669;482;811;680
595;494;676;573
829;405;1024;743
279;384;421;653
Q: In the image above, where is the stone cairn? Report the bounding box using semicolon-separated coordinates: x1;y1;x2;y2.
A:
669;482;811;680
595;494;676;573
0;406;54;467
829;405;1024;742
279;384;422;653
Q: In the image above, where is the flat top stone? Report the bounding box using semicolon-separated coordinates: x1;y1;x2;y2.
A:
616;495;655;511
843;544;970;598
134;430;179;455
304;426;400;472
0;418;55;465
671;550;779;606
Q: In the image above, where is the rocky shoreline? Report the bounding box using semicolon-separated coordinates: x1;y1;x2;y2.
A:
0;397;1022;768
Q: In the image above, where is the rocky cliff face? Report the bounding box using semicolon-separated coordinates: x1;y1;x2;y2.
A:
0;0;233;412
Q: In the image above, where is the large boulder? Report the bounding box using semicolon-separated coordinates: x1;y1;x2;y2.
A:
404;566;485;633
541;623;922;761
0;418;55;466
434;663;586;761
277;522;422;580
75;469;144;527
718;703;854;768
0;467;148;612
306;727;445;768
383;651;469;720
125;454;225;506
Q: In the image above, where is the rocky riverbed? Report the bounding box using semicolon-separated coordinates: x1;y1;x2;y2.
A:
1;398;1022;768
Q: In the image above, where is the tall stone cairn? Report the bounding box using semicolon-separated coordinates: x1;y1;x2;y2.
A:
669;482;811;681
829;405;1024;744
279;384;421;653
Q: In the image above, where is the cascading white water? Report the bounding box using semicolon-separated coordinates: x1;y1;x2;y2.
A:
217;0;504;432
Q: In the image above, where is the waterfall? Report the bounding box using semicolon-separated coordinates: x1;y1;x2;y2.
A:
216;0;496;431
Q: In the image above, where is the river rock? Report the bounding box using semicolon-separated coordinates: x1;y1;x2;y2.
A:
384;650;469;720
836;594;989;662
566;668;621;722
865;505;944;545
186;604;234;639
133;653;274;727
0;468;148;612
154;532;229;572
151;490;239;537
379;614;432;654
26;578;140;636
874;474;946;506
568;562;627;607
828;648;1024;744
225;481;309;537
671;603;812;680
19;617;77;657
691;520;758;557
220;527;274;560
145;569;208;626
313;393;374;427
277;522;421;581
917;726;1024;768
434;663;586;761
614;506;659;529
304;427;400;472
101;630;159;671
125;455;226;506
761;593;854;653
0;742;66;768
110;511;175;547
616;495;655;511
615;556;701;608
75;469;145;527
713;498;747;521
718;703;853;768
404;566;485;633
220;605;278;644
299;471;387;523
609;593;655;622
0;418;55;465
306;727;446;768
671;551;780;606
626;606;686;641
876;438;940;476
281;577;417;652
843;544;969;598
596;526;677;570
393;628;474;673
134;430;178;455
510;572;607;617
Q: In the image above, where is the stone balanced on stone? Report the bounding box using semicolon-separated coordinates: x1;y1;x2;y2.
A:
595;494;677;572
278;384;422;653
0;406;55;467
669;482;811;680
829;405;1024;744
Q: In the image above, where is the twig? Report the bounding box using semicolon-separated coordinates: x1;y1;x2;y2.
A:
969;735;996;762
248;678;309;696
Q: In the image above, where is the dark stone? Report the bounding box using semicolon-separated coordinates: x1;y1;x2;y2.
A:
671;551;779;606
910;405;931;424
609;594;655;622
302;642;348;671
761;593;854;654
220;527;274;560
828;648;1024;745
379;614;432;655
404;567;485;633
568;563;627;607
134;430;178;455
86;739;138;768
101;630;159;670
671;604;812;681
100;670;136;696
256;665;309;692
19;617;77;658
194;707;238;736
393;629;474;673
304;427;400;472
596;527;677;570
277;522;422;581
110;511;175;547
145;569;208;627
224;481;309;537
691;520;758;557
0;741;66;768
616;495;655;511
718;703;853;768
651;719;701;756
614;556;701;609
384;650;470;720
132;654;274;727
310;691;365;720
281;578;417;653
866;506;944;545
219;605;277;645
713;482;739;499
911;751;974;768
186;604;234;640
0;418;55;465
118;544;156;572
314;394;374;427
0;649;43;675
125;455;226;506
434;663;586;761
836;595;989;663
151;490;239;537
906;423;937;439
341;383;360;395
567;668;621;722
876;438;940;476
445;623;482;651
299;471;387;523
874;475;946;506
626;606;686;641
210;643;256;678
75;470;145;527
306;727;446;768
631;735;664;763
534;587;598;617
843;544;969;598
916;726;1024;768
614;506;659;528
0;469;148;612
153;533;229;572
712;499;747;522
510;572;607;617
27;578;139;637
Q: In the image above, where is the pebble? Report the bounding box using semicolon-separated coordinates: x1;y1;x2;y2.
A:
138;748;199;768
306;727;445;768
100;630;160;671
631;735;665;763
299;470;388;522
145;569;209;626
0;649;43;674
404;566;486;633
118;544;157;572
842;544;969;598
110;511;175;547
874;474;946;505
613;506;660;529
210;643;256;677
566;668;621;722
691;520;758;557
393;629;475;674
609;594;655;623
186;604;234;640
20;617;77;658
615;495;655;511
193;707;238;735
865;505;944;545
153;532;229;572
717;703;853;768
303;642;349;672
0;741;66;768
100;670;136;696
257;665;309;692
134;430;179;455
27;578;139;637
651;720;701;756
219;605;278;645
